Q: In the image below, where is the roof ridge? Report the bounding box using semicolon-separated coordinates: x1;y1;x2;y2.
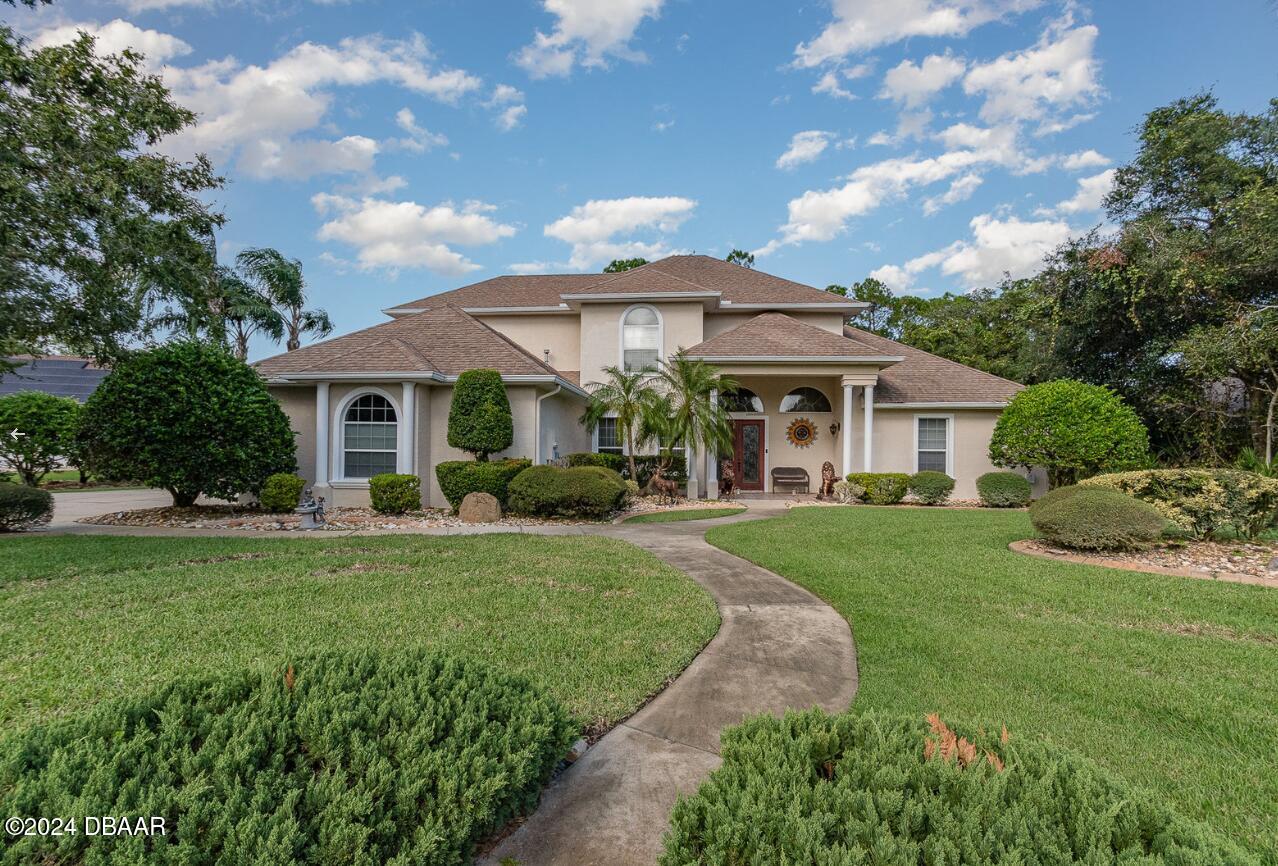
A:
842;325;1024;387
387;335;436;370
452;305;560;376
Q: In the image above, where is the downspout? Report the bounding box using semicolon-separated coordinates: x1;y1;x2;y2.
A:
534;385;562;466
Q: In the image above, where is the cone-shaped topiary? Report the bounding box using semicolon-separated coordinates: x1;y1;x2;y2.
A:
447;369;513;461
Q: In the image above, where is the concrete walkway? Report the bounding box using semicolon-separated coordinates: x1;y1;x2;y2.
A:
483;503;859;866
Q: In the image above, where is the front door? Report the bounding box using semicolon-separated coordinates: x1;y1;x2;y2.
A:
732;419;765;491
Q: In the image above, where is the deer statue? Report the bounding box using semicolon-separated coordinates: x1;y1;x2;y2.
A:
650;464;680;505
818;461;837;500
719;458;737;501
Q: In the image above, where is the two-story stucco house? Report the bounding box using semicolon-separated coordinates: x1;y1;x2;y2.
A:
256;255;1037;507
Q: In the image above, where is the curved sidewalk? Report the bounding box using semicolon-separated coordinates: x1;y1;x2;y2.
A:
483;502;859;866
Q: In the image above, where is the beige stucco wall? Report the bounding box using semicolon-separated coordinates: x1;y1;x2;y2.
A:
269;386;316;488
538;390;591;463
422;384;539;507
578;301;705;387
473;313;581;374
704;310;845;338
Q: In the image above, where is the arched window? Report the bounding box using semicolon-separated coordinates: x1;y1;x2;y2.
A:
621;305;661;372
343;393;398;478
720;387;764;413
780;387;832;413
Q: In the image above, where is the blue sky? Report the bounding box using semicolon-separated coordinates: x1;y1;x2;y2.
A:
9;0;1277;359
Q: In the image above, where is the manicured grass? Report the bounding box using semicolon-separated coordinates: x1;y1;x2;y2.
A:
0;534;718;735
707;506;1278;859
623;506;746;523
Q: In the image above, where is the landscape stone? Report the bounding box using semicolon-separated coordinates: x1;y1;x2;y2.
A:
459;492;501;524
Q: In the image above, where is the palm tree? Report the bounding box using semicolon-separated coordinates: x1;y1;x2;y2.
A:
651;351;738;497
581;366;659;482
218;267;284;360
236;247;333;351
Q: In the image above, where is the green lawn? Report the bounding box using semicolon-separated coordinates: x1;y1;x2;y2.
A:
0;534;718;735
623;506;746;523
707;506;1278;860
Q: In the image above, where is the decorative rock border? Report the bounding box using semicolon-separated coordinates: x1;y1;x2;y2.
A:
1009;539;1278;589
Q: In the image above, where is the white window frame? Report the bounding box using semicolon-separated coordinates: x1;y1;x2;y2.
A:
592;413;624;455
913;413;954;476
618;303;663;374
332;387;401;485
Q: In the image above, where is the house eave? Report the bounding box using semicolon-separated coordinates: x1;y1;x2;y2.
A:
382;304;574;317
685;354;905;364
263;371;588;398
874;401;1010;409
561;291;721;310
718;301;867;312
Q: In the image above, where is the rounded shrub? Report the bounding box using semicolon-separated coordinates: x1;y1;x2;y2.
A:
1079;469;1278;540
368;473;421;514
908;470;955;505
976;470;1033;507
567;451;627;474
1031;487;1168;551
662;709;1254;866
1028;482;1085;519
0;391;82;486
447;369;513;461
0;481;54;531
435;458;532;510
507;465;628;519
846;472;909;505
0;649;577;865
258;472;306;513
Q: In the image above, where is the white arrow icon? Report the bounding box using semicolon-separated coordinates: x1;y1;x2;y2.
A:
9;429;24;440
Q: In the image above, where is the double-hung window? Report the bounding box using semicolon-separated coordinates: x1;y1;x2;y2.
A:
343;394;398;478
621;306;661;373
915;416;951;474
595;417;623;455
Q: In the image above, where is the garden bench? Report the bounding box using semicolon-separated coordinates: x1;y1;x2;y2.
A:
771;466;809;494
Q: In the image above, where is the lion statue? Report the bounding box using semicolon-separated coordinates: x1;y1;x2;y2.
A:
719;458;736;500
818;461;837;500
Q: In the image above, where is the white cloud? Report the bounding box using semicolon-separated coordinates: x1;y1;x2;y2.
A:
543;195;696;269
868;264;914;290
922;172;983;215
488;83;524;105
812;70;857;100
484;84;527;131
313;195;515;275
388;107;449;152
880;53;965;107
516;0;664;78
776;130;833;170
509;261;556;275
1061;148;1109;170
496;105;528;131
30;19;192;66
963;22;1101;132
122;0;209;11
1040;167;1114;215
794;0;1040;67
240;135;380;179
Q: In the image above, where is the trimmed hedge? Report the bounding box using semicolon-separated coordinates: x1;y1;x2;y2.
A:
507;465;628;519
846;472;910;505
0;481;53;531
908;470;954;505
977;470;1033;507
368;473;421;514
1079;469;1278;539
447;369;514;460
435;458;532;510
662;709;1255;866
1031;487;1168;551
0;649;577;865
258;472;305;513
566;452;687;486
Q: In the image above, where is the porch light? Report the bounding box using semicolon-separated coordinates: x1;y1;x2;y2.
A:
829;421;841;436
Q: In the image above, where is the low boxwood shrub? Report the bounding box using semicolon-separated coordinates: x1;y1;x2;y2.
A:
435;457;532;510
846;472;909;505
258;472;306;513
569;452;688;486
976;470;1033;507
662;709;1254;866
567;451;626;473
908;470;954;505
0;481;53;531
1028;482;1085;519
507;465;628;519
1079;469;1278;539
368;472;421;514
0;649;576;865
1031;487;1168;551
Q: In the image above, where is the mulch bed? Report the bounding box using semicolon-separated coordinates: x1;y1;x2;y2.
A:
1012;538;1278;587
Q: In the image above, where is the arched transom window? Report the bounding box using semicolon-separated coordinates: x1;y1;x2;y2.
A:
622;306;661;373
343;393;398;478
780;387;832;413
720;387;764;413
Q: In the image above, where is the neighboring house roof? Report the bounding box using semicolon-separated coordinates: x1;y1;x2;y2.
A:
386;255;853;312
0;356;109;401
255;305;563;380
845;326;1023;405
685;313;904;361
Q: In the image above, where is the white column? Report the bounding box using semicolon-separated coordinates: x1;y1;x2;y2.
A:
841;382;854;477
707;388;719;499
686;439;699;500
315;382;330;487
863;384;875;472
400;382;415;475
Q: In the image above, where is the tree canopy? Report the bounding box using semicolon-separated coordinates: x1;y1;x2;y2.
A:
604;258;648;273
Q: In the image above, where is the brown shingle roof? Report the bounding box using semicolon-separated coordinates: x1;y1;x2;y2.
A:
255;305;559;378
845;326;1023;404
686;313;901;359
388;255;850;311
